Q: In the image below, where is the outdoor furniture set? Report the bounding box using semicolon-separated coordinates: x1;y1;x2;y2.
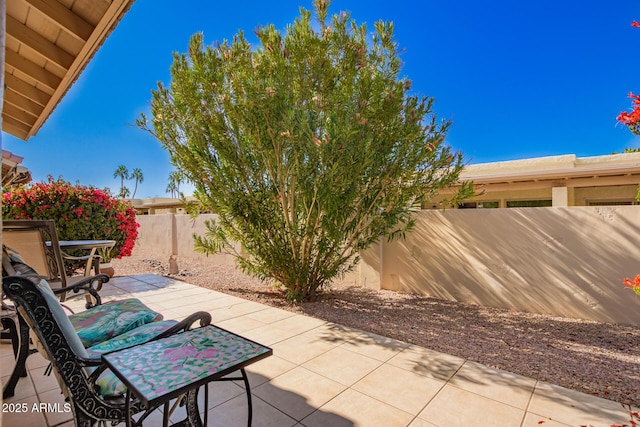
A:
1;219;272;426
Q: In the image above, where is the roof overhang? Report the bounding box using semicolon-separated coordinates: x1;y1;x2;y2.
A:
3;0;136;141
460;153;640;185
1;148;31;186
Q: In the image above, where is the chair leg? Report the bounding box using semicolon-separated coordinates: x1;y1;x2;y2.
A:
2;314;30;398
182;388;203;427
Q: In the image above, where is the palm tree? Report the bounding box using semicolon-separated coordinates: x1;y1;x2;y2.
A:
166;181;178;198
113;165;129;198
167;171;183;198
130;168;144;199
118;186;131;199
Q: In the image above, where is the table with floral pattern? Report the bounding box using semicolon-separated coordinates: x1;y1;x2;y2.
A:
102;325;272;410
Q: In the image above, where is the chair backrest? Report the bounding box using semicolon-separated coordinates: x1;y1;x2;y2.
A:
2;220;68;287
2;275;135;424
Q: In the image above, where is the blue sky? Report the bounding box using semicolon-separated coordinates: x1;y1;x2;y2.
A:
3;0;640;198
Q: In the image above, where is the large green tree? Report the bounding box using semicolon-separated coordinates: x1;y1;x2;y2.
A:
139;0;471;302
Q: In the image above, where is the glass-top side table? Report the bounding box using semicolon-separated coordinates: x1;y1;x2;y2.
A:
103;325;272;426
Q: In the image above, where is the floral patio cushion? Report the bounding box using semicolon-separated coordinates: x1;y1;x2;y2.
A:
87;320;179;397
86;320;178;358
70;298;163;348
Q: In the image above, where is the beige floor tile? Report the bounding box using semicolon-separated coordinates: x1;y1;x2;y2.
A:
387;344;465;381
253;366;346;420
166;301;216;317
408;418;438;427
272;332;342;365
94;287;132;298
1;394;47;427
246;307;297;324
527;382;631;427
269;315;327;335
30;366;62;395
38;388;74;426
113;282;160;293
302;388;414;427
521;413;572;427
417;385;525;427
25;353;50;370
166;380;246;423
341;331;410;362
215;315;267;333
0;342;15;357
448;361;536;409
240;324;303;346
302;346;382;386
207;301;269;322
244;355;297;387
207;395;298;427
352;363;445;415
300;323;361;345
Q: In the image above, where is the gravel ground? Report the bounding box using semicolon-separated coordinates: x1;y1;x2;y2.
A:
112;255;640;408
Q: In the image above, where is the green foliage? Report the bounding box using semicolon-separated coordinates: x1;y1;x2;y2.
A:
2;177;139;265
138;0;472;302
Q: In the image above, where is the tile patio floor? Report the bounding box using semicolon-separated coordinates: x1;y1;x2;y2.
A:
0;274;634;427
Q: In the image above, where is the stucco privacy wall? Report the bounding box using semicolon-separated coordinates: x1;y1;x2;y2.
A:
360;206;640;326
134;209;640;325
133;214;236;266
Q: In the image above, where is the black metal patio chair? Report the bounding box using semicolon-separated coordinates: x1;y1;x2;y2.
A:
3;274;212;426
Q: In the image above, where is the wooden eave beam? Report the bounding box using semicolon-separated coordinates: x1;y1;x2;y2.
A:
2;115;31;139
6;15;74;70
3;102;38;126
21;0;93;42
4;73;51;105
3;89;45;117
26;0;134;139
5;49;62;90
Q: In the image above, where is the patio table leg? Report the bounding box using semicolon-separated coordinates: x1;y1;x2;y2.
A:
240;368;252;427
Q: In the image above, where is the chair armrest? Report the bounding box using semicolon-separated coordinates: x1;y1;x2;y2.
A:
51;276;108;307
60;252;96;262
152;311;212;341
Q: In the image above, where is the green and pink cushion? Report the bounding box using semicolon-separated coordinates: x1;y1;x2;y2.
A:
70;299;163;348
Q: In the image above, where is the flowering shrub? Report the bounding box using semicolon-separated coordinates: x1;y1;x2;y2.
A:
616;92;640;136
616;21;640;135
2;177;139;263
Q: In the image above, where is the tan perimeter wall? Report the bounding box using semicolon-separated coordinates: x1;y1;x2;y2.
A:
132;214;237;266
134;208;640;326
359;206;640;326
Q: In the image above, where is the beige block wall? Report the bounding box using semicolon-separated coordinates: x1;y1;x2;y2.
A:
362;206;640;326
132;214;236;266
134;209;640;326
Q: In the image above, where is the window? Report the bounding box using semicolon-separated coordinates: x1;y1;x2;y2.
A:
458;201;500;209
587;200;636;206
506;200;552;208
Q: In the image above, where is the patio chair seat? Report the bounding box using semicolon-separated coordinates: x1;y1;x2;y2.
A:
70;298;164;347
